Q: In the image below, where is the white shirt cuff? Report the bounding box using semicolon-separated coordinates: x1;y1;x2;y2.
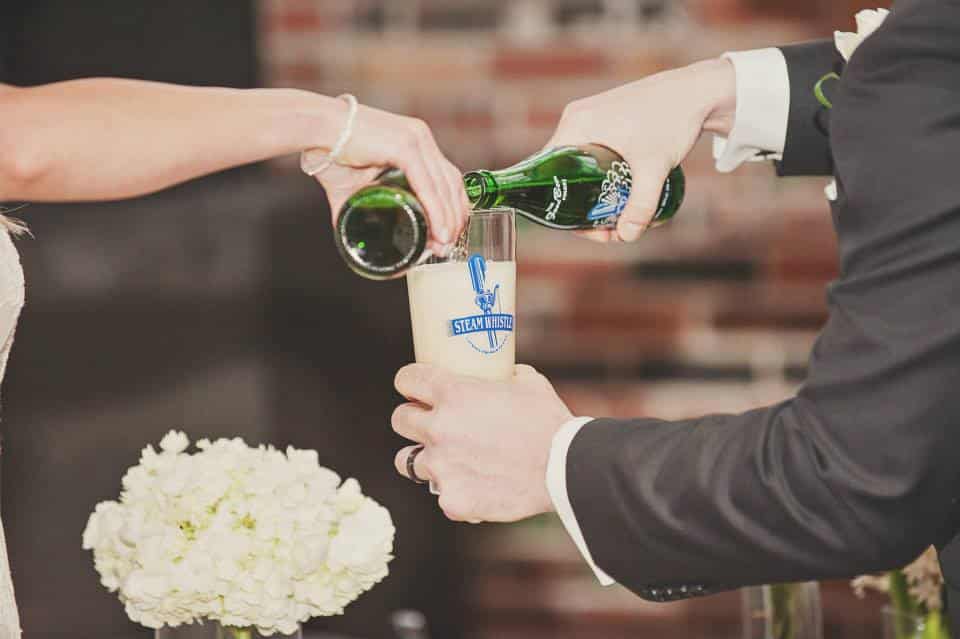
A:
713;47;790;173
546;416;615;586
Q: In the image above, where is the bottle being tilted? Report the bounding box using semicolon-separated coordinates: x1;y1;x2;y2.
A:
333;144;685;279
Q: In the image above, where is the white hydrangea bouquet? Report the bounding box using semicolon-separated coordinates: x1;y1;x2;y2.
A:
82;431;395;638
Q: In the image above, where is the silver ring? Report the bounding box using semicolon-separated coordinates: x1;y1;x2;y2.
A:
405;445;428;484
429;480;440;496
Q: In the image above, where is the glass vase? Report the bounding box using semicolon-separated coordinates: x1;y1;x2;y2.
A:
882;606;951;639
155;622;302;639
742;582;823;639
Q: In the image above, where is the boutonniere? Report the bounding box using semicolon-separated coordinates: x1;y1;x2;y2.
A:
815;8;890;109
815;7;889;201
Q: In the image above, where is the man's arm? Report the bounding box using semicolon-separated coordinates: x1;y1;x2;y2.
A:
565;7;960;595
714;40;842;176
544;40;844;591
774;40;844;176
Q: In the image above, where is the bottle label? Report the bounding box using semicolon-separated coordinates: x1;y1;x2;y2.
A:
448;254;513;354
587;160;632;222
545;176;568;221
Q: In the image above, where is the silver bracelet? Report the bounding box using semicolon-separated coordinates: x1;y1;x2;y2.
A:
300;93;359;177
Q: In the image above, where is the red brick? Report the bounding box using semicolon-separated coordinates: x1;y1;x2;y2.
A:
742;0;826;21
713;287;829;331
518;261;622;280
271;62;323;86
493;48;609;79
688;0;756;25
526;105;561;129
268;8;328;33
825;0;891;28
453;106;495;131
766;214;840;284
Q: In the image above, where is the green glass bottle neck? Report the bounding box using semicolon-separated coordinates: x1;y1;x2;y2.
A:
463;170;500;210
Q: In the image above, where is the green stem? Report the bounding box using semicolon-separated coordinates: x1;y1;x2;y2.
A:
770;583;798;639
889;570;922;639
921;610;948;639
219;627;255;639
814;72;841;109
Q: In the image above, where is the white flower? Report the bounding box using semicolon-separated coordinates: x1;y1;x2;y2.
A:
825;180;838;202
904;546;944;611
82;430;395;634
851;546;944;613
835;8;890;61
851;574;889;599
159;430;190;454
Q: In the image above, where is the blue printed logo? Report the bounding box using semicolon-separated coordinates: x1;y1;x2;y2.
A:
587;160;632;222
448;254;513;354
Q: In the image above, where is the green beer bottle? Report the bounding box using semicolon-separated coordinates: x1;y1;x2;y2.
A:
334;168;428;280
464;144;684;230
334;145;684;279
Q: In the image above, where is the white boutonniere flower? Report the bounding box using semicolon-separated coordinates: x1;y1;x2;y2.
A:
834;8;890;61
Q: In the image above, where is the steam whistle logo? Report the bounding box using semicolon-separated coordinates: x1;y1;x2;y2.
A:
587;160;632;221
448;254;513;354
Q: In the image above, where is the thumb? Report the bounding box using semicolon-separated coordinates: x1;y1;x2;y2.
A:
616;155;672;243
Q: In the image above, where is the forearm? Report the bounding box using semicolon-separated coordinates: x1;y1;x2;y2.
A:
0;78;345;201
774;40;843;177
569;400;942;593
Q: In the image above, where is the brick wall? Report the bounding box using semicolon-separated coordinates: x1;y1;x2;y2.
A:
258;0;842;408
259;2;884;637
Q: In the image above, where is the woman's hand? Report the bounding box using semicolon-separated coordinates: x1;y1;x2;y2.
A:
311;103;469;252
546;58;736;242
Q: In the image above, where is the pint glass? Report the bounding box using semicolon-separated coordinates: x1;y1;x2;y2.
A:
406;209;516;381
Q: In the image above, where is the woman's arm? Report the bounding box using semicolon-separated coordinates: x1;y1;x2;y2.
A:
0;79;466;245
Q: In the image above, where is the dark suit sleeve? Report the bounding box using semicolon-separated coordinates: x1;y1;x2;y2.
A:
773;40;844;177
567;5;960;597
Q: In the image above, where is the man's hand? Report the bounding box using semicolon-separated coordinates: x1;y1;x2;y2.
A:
391;364;574;523
547;58;736;242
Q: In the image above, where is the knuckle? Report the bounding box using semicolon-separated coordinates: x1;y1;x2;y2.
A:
408;117;431;139
562;99;586;119
427;425;444;447
425;456;443;480
438;493;469;522
401;130;420;152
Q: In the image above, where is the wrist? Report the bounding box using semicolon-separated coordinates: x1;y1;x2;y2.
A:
690;57;737;137
264;89;348;155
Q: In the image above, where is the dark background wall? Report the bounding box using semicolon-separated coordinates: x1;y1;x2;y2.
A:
0;2;462;638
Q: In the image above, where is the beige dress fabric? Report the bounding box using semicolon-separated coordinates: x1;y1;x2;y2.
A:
0;225;26;639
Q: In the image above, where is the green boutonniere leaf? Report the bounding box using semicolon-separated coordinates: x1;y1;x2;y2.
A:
814;72;841;109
